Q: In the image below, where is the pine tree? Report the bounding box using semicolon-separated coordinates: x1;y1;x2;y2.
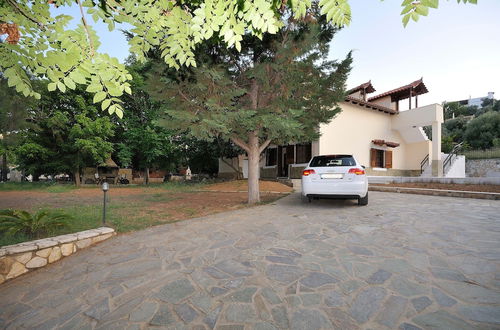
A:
150;8;352;204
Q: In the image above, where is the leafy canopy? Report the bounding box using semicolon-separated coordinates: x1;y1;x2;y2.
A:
1;0;477;116
15;86;115;179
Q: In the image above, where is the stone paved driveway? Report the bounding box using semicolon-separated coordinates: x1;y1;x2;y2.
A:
1;192;499;329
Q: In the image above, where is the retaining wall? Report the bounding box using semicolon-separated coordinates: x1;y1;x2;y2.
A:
0;227;115;284
466;158;500;178
368;176;500;185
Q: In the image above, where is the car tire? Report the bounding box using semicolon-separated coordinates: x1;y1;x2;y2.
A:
301;195;312;203
358;193;368;206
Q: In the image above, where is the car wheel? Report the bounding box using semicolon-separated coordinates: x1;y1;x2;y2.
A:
358;193;368;206
301;195;312;203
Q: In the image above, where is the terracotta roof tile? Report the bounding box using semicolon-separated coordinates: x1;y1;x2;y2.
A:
347;80;376;95
344;95;397;115
368;78;428;102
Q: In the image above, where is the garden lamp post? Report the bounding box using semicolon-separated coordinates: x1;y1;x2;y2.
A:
102;182;109;225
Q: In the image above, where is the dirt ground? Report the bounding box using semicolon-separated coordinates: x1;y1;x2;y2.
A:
203;180;293;193
0;181;292;227
371;183;500;193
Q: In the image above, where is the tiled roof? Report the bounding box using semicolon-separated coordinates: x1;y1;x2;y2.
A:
372;139;400;148
344;96;397;115
347;80;376;95
368;78;428;102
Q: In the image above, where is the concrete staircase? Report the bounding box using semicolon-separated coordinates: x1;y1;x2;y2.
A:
420;153;465;178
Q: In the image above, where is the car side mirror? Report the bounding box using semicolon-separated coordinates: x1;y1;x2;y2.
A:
361;165;366;169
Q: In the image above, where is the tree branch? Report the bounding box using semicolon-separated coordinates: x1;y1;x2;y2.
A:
220;157;242;178
259;139;272;154
230;136;250;153
76;0;95;56
5;0;45;29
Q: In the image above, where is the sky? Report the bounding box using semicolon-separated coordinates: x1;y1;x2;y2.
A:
54;0;500;106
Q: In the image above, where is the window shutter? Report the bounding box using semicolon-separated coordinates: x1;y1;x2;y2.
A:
370;148;377;168
385;150;393;169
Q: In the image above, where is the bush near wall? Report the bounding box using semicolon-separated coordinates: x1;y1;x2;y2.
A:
461;148;500;160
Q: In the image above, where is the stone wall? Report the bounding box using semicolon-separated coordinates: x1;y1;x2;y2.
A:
365;168;421;177
289;166;306;179
0;227;115;284
261;166;278;179
466;158;500;178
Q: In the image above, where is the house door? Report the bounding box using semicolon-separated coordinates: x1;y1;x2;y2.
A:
277;146;284;177
277;145;295;177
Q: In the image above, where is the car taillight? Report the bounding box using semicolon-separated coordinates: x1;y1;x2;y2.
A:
302;169;316;176
348;168;365;175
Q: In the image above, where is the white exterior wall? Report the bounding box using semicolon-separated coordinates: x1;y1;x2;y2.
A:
318;102;430;170
445;155;466;178
370;95;394;109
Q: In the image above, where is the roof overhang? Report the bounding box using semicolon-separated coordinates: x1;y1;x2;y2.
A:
344;96;397;115
372;140;400;148
368;78;428;103
347;80;376;95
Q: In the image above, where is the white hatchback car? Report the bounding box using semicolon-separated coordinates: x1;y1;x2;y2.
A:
301;154;368;205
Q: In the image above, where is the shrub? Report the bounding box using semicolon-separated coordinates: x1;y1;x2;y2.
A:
0;209;72;239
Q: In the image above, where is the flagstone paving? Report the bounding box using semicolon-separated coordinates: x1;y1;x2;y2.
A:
1;192;499;329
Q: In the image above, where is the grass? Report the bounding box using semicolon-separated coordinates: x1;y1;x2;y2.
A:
0;182;76;192
0;201;169;246
0;180;287;247
461;147;500;160
0;180;209;192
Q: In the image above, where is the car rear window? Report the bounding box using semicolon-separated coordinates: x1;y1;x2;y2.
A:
310;155;356;167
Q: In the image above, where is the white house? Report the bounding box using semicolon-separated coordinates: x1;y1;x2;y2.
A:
219;79;454;179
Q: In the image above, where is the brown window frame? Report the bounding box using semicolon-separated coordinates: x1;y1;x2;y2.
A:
295;143;312;164
266;147;278;166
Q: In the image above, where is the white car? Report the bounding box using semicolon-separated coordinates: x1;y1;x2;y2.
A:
301;154;369;205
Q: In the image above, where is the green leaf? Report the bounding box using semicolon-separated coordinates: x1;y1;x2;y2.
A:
48;83;57;92
415;5;429;16
402;13;411;26
86;83;102;93
401;5;413;15
69;71;87;84
57;81;66;93
115;107;124;119
101;99;111;111
93;91;106;104
63;77;76;90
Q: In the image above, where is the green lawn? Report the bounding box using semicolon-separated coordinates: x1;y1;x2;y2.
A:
0;181;283;247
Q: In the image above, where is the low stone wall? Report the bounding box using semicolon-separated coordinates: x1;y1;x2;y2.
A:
365;168;421;177
289;166;306;179
466;158;500;178
0;227;115;284
368;176;500;185
261;166;278;179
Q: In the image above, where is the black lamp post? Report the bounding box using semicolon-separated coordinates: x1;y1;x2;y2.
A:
102;182;109;225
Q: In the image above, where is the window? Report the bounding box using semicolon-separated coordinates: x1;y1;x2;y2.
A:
310;155;356;167
370;148;393;168
375;149;384;168
296;143;312;164
266;148;277;166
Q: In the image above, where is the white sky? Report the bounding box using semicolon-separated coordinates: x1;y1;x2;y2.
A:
55;0;500;106
328;0;500;105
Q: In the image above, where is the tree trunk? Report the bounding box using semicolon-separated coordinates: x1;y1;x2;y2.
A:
1;152;7;182
247;131;261;204
145;167;150;185
74;168;81;187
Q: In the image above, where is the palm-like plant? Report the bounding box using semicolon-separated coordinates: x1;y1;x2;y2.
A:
0;209;72;239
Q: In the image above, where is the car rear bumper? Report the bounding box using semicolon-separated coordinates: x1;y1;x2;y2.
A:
301;178;368;198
